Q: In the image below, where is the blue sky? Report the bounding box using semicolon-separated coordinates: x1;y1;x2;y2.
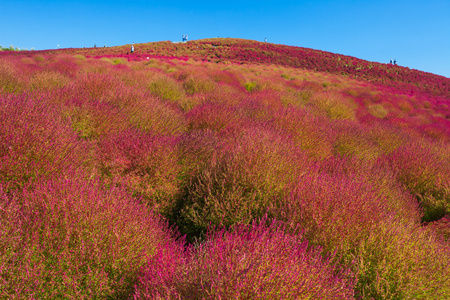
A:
2;0;449;78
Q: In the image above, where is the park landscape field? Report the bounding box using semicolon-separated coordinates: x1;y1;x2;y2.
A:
1;38;450;299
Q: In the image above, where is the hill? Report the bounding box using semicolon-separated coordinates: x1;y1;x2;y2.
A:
1;39;449;299
9;38;448;99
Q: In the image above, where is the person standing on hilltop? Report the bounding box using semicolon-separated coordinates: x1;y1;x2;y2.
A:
131;43;135;53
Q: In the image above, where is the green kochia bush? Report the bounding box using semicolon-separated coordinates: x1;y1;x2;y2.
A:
244;81;257;92
96;129;181;215
182;73;216;95
172;126;308;241
355;222;450;299
149;75;185;103
124;93;187;135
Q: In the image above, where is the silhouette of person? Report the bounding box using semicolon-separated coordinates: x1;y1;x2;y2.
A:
131;43;134;53
265;38;267;43
393;59;396;65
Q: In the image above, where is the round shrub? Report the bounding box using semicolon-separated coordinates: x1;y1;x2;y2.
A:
134;221;356;299
0;175;179;299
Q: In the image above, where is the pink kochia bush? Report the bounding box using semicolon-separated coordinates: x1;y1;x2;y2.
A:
134;220;356;299
387;142;450;221
0;94;85;190
0;174;180;299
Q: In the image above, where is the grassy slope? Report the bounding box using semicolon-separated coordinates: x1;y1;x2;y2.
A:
9;38;448;99
1;39;449;299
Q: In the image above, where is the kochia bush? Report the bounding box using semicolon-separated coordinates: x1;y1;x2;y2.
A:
134;220;356;299
0;175;180;299
0;94;85;191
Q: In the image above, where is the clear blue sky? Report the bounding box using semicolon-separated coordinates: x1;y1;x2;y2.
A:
2;0;449;78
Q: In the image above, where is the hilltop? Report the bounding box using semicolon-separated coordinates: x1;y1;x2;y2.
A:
8;38;448;99
1;39;450;299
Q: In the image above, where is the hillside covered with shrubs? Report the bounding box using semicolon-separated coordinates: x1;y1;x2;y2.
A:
1;39;449;299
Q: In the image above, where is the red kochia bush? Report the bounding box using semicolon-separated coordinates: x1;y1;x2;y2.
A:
0;94;85;191
134;220;356;299
0;174;180;299
387;142;450;221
